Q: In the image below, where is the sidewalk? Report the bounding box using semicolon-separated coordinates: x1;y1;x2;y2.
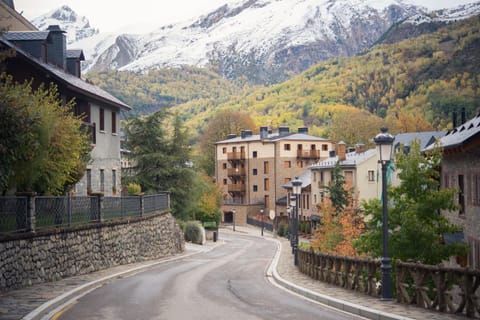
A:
0;225;470;320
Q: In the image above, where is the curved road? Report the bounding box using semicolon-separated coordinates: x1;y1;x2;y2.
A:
54;233;363;320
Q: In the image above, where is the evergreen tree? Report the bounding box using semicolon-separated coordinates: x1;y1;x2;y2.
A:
326;162;350;214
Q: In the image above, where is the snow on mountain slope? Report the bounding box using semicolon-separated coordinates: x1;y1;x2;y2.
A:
33;0;480;83
32;5;99;45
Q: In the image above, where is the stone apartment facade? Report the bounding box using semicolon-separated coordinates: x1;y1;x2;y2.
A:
1;1;131;196
215;127;333;226
428;114;480;269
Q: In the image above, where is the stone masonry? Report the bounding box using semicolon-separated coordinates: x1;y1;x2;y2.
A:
0;211;184;291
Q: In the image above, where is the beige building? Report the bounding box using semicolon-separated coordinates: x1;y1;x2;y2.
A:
0;0;37;32
215;126;333;226
309;143;380;210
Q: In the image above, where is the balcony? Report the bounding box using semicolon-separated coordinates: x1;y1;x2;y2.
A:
227;168;246;177
297;150;320;160
227;151;246;161
228;184;246;192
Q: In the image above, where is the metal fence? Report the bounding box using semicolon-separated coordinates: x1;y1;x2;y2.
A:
0;193;169;234
247;216;273;232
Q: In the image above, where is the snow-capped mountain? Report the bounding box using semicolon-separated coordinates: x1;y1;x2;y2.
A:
34;0;480;84
32;5;99;45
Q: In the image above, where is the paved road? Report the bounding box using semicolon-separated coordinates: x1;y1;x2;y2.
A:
53;233;363;320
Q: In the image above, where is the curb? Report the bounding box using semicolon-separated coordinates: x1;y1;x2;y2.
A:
23;243;221;320
265;238;414;320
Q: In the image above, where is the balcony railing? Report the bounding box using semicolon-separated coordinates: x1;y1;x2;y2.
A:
228;184;246;192
227;168;246;176
227;152;246;161
297;150;320;160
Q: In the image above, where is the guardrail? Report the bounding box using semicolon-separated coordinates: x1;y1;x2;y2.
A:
0;192;169;234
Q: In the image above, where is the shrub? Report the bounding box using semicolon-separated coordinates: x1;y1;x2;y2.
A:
126;183;142;195
277;222;289;238
184;221;203;244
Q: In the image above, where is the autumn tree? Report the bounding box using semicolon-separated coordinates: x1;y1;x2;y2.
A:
195;110;256;176
325;109;384;146
0;75;90;195
355;142;468;264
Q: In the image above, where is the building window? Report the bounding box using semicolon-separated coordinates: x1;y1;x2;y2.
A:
322;144;328;151
112;169;116;195
296;160;303;168
264;161;269;174
314;194;317;204
223;179;227;185
222;163;227;169
284;144;291;151
86;169;92;194
320;171;324;183
284;161;291;168
253;185;258;192
222;147;227;154
111;111;117;134
368;170;375;182
100;169;105;192
253;168;258;175
459;175;465;215
313;172;317;182
284;177;291;184
473;175;480;206
264;195;269;208
253;151;257;158
264;178;269;191
99;108;105;131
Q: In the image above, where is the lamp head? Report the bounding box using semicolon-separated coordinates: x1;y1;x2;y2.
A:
374;127;394;163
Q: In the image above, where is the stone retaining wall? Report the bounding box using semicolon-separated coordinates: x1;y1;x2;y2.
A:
0;211;184;291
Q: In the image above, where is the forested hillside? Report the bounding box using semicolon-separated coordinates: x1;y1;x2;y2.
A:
87;66;252;117
88;15;480;141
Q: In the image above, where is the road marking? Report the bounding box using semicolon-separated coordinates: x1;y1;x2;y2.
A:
50;301;77;320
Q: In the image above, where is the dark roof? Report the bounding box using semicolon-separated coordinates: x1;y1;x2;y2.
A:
394;131;445;151
435;114;480;150
1;37;131;111
66;49;85;60
4;31;50;41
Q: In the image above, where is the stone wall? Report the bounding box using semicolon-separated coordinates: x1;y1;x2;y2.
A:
0;211;184;291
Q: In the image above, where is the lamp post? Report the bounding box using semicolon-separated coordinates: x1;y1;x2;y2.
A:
291;177;302;266
232;208;236;232
374;127;394;301
287;205;293;250
260;209;264;236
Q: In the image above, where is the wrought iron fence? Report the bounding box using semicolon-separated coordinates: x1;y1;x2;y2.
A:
0;193;169;234
247;216;273;232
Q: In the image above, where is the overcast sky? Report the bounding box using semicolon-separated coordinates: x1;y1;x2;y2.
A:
14;0;477;33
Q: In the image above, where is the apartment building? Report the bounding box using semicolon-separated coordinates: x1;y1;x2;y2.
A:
309;142;380;209
215;126;333;226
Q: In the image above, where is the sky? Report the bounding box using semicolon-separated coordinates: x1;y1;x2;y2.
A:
14;0;477;33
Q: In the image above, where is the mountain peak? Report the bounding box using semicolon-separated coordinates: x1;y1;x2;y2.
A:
32;5;98;44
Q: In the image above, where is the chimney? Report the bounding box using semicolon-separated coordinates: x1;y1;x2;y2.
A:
298;127;308;134
355;143;366;154
260;126;268;139
241;129;246;139
453;111;457;128
66;49;85;77
461;107;466;125
46;25;66;70
278;126;290;136
227;134;237;139
329;150;336;158
336;141;346;161
244;130;252;138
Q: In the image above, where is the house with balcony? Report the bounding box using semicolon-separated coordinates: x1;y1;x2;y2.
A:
1;4;131;196
215;126;333;226
425;113;480;269
309;142;380;210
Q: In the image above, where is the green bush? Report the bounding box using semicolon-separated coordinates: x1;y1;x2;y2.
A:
184;221;203;244
126;183;142;195
277;222;289;238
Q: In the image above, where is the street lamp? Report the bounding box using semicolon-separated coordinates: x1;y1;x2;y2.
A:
287;205;293;250
232;208;236;232
260;209;264;236
291;177;302;266
374;127;394;301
